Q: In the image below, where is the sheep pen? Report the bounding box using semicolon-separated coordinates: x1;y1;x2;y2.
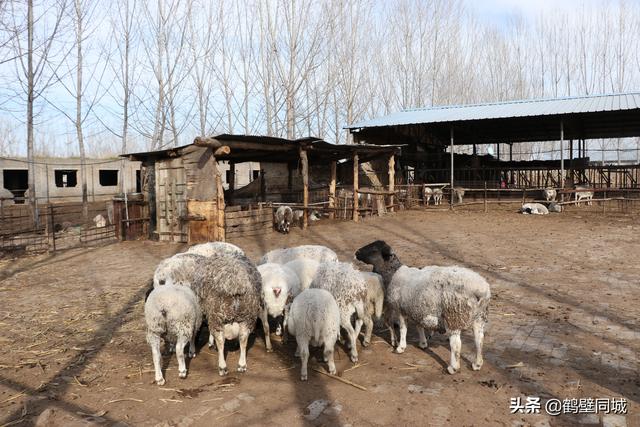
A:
0;208;638;427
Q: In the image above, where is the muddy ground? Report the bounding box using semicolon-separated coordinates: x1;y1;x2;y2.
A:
0;206;638;426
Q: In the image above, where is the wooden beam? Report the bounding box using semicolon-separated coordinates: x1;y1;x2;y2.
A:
215;167;225;242
388;154;395;213
300;148;309;229
213;146;231;156
329;161;336;219
228;161;235;205
193;136;222;148
353;153;359;222
450;127;454;210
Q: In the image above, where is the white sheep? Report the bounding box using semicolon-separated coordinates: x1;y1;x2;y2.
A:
433;188;443;205
310;261;367;363
186;242;245;257
274;206;293;233
93;214;107;228
145;284;202;385
153;253;205;288
257;262;300;350
453;187;465;204
360;271;384;346
193;253;263;375
547;202;562;213
355;240;491;375
287;288;340;381
542;188;557;201
259;245;338;265
422;186;433;205
520;203;549;215
284;258;321;296
575;185;594;206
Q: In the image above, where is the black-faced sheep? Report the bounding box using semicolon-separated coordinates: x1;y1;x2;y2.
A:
355;240;491;374
193;253;263;375
287;288;340;381
145;284;202;385
257;262;300;350
258;245;338;265
310;261;367;363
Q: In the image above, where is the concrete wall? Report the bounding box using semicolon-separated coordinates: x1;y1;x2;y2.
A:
0;157;141;203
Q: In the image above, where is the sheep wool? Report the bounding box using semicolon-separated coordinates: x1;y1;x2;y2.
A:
259;245;338;265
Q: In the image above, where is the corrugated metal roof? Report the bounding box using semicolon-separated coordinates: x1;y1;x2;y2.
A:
346;92;640;129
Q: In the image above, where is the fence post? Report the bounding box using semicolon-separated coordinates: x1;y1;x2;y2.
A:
602;190;606;215
522;188;526;204
484;182;487;213
49;205;56;252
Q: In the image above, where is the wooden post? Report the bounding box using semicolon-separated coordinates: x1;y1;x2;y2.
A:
450;127;454;210
260;169;266;202
560;120;565;201
49;204;56;252
228;161;235;205
215;169;226;241
353;152;359;222
388;154;395;213
483;181;487;213
329;160;336;219
300;148;309;229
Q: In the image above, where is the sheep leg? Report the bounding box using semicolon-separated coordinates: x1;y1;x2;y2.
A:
148;333;165;385
189;328;197;358
294;342;301;358
213;331;227;376
259;307;273;352
472;320;485;371
354;318;364;341
362;314;374;347
299;338;310;381
341;313;359;363
208;333;215;349
237;324;250;373
395;314;407;354
324;343;336;375
175;336;188;379
447;330;462;374
417;326;429;349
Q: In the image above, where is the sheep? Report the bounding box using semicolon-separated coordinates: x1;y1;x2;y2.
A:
422;186;433;205
519;203;549;215
432;188;443;205
542;188;557;202
547;201;562;213
287;288;340;381
145;284;202;385
193;253;263;375
575;184;594;206
153;253;206;288
258;245;338;265
257;263;300;350
310;261;367;363
186;242;245;257
274;206;293;233
359;271;384;346
355;240;491;374
93;214;107;228
453;187;465;204
284;258;321;296
292;210;321;228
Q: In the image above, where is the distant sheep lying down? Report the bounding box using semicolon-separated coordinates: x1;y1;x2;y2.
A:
520;203;549;215
287;288;340;381
145;284;202;385
356;240;491;375
259;245;338;265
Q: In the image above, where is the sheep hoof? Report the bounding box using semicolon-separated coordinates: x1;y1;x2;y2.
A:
266;347;274;353
189;351;196;358
156;378;165;386
472;362;483;371
301;374;308;381
237;365;247;373
362;339;370;347
328;367;336;375
418;341;428;350
447;365;458;375
218;367;228;376
350;354;358;363
179;370;187;378
395;346;405;354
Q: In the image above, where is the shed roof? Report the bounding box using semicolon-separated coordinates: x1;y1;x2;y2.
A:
347;92;640;145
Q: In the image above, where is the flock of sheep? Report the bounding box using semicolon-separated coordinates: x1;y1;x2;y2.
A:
144;241;492;384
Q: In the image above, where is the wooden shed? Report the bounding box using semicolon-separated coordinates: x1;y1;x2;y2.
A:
124;135;401;243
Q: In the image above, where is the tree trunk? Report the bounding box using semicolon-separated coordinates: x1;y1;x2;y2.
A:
27;0;38;226
75;0;88;222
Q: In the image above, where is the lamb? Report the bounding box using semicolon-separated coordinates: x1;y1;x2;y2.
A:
258;245;338;265
575;185;594;206
287;288;340;381
355;240;491;375
257;263;300;350
422;186;432;205
274;206;293;233
359;271;384;346
310;261;367;363
453;187;465;204
520;203;549;215
542;188;557;202
432;188;443;205
193;252;263;375
145;284;202;385
186;242;245;257
284;258;321;296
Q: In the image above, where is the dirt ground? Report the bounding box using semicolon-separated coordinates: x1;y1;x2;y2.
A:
0;206;638;427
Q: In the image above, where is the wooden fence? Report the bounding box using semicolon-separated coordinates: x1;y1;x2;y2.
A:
225;205;272;240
